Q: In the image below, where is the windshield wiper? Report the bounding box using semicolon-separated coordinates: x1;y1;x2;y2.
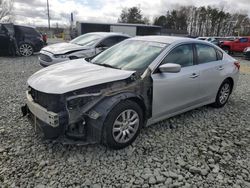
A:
98;63;120;69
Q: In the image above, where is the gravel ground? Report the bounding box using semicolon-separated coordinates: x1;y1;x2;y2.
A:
0;55;250;188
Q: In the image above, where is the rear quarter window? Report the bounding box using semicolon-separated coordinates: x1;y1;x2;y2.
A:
216;50;223;60
196;44;217;64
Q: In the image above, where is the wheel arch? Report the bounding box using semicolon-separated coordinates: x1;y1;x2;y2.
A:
224;77;234;94
86;92;147;143
18;41;34;49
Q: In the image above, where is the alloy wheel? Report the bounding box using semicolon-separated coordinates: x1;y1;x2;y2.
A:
19;44;33;56
219;83;230;104
112;109;140;144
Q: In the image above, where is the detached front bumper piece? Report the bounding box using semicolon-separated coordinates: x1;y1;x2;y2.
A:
22;91;64;139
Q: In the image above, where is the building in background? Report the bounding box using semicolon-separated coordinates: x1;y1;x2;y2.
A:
161;29;188;36
76;22;162;37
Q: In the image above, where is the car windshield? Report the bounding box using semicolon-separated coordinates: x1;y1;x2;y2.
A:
91;40;167;71
70;33;101;47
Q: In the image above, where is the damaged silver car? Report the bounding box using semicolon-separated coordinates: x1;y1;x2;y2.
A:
22;36;240;149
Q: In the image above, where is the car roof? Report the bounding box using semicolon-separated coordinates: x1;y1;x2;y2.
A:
130;36;195;44
1;23;36;29
86;32;130;38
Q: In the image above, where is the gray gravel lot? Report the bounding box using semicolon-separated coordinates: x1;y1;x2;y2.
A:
0;55;250;188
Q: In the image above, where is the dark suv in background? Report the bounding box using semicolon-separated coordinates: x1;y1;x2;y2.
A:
0;23;44;56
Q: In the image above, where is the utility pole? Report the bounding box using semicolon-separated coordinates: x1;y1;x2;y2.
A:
47;0;50;30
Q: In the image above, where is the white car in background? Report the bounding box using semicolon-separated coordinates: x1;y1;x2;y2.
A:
38;32;130;67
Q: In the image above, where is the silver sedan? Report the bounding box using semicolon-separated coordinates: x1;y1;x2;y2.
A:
24;36;240;149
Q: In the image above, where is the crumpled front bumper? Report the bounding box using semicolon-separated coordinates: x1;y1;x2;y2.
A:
22;91;66;139
22;91;101;145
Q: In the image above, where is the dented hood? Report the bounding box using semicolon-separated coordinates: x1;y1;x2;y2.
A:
41;42;90;54
28;59;135;94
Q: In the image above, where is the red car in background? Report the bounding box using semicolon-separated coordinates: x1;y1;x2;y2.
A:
220;37;250;54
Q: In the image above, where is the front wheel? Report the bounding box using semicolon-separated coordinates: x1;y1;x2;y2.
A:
212;80;232;108
19;43;33;57
103;100;143;149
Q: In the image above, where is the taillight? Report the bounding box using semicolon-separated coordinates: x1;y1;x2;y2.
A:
234;61;240;70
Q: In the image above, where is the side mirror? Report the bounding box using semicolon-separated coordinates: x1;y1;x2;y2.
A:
159;63;181;73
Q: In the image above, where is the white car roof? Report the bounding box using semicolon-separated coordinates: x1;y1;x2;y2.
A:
86;32;130;38
130;36;195;44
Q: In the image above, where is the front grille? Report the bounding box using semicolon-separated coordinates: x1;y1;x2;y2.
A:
39;53;52;62
30;88;64;112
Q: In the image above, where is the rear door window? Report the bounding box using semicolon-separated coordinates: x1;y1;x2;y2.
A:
18;26;40;37
195;44;217;64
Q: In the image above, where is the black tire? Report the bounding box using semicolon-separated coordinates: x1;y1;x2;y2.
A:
222;46;230;54
19;43;33;57
103;100;143;149
212;79;232;108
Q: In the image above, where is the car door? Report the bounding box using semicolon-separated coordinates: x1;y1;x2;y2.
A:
194;43;225;101
151;44;200;120
0;25;10;53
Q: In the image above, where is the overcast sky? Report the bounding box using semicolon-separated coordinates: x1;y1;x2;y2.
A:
13;0;250;27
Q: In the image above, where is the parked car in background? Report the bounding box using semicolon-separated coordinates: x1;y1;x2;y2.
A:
220;37;250;54
197;37;228;46
0;23;44;56
197;37;218;45
243;47;250;59
23;36;240;149
39;32;130;67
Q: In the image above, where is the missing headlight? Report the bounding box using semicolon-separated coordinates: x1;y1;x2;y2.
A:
67;97;91;109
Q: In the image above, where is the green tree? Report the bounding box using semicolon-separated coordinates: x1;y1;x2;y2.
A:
153;15;167;27
118;6;148;24
0;0;14;22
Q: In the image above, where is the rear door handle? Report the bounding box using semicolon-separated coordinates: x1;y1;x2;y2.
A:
189;73;199;78
218;66;224;71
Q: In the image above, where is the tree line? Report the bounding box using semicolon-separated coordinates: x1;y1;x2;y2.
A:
0;0;13;22
118;6;250;36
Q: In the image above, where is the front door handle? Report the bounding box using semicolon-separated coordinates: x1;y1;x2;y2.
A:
190;73;199;78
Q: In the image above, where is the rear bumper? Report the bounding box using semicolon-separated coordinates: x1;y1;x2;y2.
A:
33;40;44;52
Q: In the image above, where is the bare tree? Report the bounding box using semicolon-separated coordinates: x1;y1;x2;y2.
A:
0;0;14;22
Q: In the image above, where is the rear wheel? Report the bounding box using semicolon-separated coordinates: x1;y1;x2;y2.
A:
103;100;143;149
212;80;232;108
19;43;33;56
